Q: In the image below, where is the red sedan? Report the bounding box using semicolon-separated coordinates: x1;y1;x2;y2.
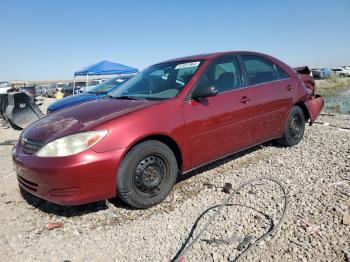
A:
13;51;324;208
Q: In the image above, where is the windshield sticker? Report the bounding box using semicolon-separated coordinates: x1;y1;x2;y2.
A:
175;61;200;70
116;79;125;83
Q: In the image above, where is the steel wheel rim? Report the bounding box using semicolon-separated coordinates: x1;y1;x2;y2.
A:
288;113;302;139
134;155;168;194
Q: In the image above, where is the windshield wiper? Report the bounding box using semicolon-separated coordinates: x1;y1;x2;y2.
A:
109;95;140;100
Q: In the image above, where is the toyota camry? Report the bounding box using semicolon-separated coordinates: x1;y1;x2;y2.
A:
13;51;324;208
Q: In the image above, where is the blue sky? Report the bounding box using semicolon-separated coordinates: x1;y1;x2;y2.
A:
0;0;349;81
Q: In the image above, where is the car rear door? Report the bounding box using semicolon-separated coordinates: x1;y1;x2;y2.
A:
240;55;295;144
183;56;254;168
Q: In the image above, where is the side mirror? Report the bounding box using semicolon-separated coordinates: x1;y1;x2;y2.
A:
191;86;218;100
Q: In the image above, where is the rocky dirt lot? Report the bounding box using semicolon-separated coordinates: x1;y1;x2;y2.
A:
0;99;349;262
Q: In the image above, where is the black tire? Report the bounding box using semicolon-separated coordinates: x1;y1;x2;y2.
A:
277;106;305;147
117;140;178;209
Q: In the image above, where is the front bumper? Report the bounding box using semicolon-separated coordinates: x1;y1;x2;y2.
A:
13;142;124;206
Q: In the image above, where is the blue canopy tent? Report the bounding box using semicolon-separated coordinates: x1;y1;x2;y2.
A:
73;60;138;92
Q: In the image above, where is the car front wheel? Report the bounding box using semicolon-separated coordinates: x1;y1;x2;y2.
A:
117;140;178;209
277;106;305;147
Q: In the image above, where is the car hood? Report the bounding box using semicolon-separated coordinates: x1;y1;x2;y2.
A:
22;98;160;142
48;93;100;112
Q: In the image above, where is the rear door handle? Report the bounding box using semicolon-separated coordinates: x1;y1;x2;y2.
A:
287;85;294;91
240;96;251;104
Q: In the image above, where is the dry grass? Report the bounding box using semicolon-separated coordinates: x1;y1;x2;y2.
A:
315;78;350;97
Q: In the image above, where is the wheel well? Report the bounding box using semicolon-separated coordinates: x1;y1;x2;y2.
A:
132;135;183;170
295;102;310;121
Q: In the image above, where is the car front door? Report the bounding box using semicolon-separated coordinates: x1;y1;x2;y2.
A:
183;56;254;168
240;55;295;143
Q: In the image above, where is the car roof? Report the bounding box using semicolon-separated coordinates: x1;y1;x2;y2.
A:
159;51;269;64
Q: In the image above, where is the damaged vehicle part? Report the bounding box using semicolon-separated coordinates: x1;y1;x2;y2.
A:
5;92;45;129
0;93;9;124
305;95;325;124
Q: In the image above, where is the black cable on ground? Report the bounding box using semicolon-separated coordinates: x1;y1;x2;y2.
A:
171;177;288;262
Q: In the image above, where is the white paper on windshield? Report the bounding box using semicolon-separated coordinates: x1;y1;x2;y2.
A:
116;79;125;83
175;61;200;70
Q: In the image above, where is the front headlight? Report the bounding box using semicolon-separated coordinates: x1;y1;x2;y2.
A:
37;130;108;157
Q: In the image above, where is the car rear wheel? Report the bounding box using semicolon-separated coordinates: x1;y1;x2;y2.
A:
277;106;305;147
117;140;178;209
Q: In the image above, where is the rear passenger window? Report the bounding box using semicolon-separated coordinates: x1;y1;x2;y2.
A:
195;56;243;94
276;65;290;80
242;55;278;85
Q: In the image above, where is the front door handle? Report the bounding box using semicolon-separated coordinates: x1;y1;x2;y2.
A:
240;96;251;104
287;85;294;91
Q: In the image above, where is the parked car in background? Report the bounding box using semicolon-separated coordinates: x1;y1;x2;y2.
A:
41;85;49;96
47;75;132;113
14;51;324;209
62;82;90;96
0;82;12;94
342;66;350;70
332;67;350;77
45;83;58;97
19;86;36;98
311;68;332;79
320;68;332;79
62;83;74;96
45;82;67;97
72;83;86;94
35;85;46;96
311;69;323;79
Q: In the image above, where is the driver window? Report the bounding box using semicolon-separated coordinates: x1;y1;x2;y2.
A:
194;56;243;94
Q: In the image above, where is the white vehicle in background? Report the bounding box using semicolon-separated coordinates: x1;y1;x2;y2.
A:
332;67;350;77
342;66;350;70
0;82;12;94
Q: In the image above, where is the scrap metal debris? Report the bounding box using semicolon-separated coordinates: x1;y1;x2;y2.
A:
47;222;64;230
298;219;322;237
203;182;215;189
222;182;233;194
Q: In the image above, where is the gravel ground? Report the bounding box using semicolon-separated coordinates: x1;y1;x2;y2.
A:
0;98;349;262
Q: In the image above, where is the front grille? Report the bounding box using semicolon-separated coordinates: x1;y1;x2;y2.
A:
22;138;44;154
17;175;38;192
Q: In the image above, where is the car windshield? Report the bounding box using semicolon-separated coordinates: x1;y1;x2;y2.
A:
88;80;101;87
110;61;202;100
84;77;130;94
